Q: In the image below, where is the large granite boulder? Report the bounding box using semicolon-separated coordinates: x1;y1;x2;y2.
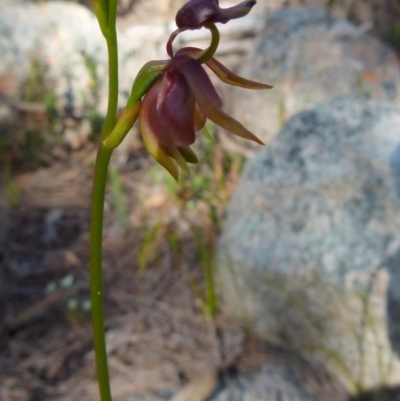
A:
218;97;400;394
227;7;400;146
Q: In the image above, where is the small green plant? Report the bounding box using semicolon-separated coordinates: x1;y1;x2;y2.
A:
22;58;50;103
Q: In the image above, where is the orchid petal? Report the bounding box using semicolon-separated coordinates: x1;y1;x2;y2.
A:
171;55;222;109
194;103;212;139
140;119;179;181
206;104;264;144
155;74;191;175
173;55;264;145
194;103;207;132
178;146;199;164
177;47;273;89
161;71;196;147
143;77;176;149
140;79;179;181
206;57;273;89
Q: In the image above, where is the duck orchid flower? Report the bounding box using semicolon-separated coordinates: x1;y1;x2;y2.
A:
120;0;272;180
138;48;271;180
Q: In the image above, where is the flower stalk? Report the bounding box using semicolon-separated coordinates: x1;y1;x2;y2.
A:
90;144;113;401
88;1;270;400
90;0;119;400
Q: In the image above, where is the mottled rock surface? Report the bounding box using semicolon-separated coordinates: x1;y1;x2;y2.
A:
0;0;169;112
228;7;400;146
0;1;107;108
218;97;400;392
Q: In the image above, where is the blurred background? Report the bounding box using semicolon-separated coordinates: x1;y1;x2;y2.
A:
0;0;400;400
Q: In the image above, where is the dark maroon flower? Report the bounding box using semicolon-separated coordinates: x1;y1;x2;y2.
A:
136;0;271;180
139;50;272;180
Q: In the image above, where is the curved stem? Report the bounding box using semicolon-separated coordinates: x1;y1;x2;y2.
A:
90;144;113;401
195;23;220;64
166;23;220;64
103;103;141;149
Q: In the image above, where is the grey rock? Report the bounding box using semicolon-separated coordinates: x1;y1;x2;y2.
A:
0;1;169;112
218;97;400;392
227;7;400;145
0;1;108;110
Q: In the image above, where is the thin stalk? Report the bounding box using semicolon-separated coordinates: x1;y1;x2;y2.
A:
90;144;113;401
195;23;220;64
90;3;118;400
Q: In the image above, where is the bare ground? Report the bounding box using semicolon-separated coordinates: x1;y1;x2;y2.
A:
0;141;271;401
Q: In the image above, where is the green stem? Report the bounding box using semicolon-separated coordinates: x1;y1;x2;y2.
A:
90;2;118;400
194;23;220;64
90;3;164;399
101;29;119;141
90;144;113;401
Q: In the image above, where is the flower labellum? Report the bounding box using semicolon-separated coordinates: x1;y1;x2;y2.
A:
176;0;257;30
